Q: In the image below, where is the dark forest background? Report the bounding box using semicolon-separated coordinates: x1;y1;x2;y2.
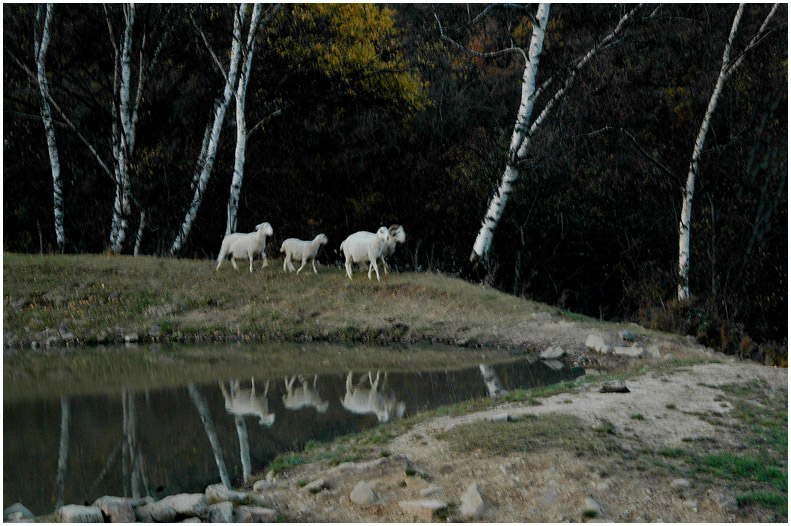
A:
3;4;787;360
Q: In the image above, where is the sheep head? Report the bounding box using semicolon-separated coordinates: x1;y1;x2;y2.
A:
256;222;274;237
315;233;329;246
376;226;389;241
388;224;406;244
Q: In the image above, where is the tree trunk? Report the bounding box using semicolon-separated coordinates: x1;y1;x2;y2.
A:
226;4;265;236
134;209;146;256
470;4;550;262
171;4;246;254
188;384;231;488
677;3;778;300
234;416;252;484
34;4;65;253
54;395;70;510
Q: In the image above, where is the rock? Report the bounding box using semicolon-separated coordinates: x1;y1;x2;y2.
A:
672;478;691;489
299;478;326;494
420;486;443;497
205;483;247;504
124;333;139;343
265;470;275;483
11;298;30;309
613;346;647;358
181;518;201;523
93;496;136;523
208;502;233;523
460;482;486;520
131;496;155;507
3;503;34;521
135;501;178;523
618;329;636;342
488;413;510;423
253;479;272;493
350;481;377;507
645;345;662;359
596;480;612;492
663;353;675;361
232;506;276;523
583;497;602;516
683;500;698;512
57;505;104;523
710;491;738;513
585;368;602;376
540;345;566;359
585;334;612;354
148;325;162;338
542;359;564;370
686;335;697;345
531;312;553;322
538;487;560;508
398;500;447;521
157;493;208;519
59;327;75;340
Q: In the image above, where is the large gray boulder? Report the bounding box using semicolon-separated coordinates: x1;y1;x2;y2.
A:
135;501;178;523
232;505;277;522
350;481;377;507
585;334;612;354
398;500;447;521
613;346;647;358
3;503;34;522
540;346;566;359
57;505;104;523
157;493;208;519
205;483;247;504
93;496;136;523
208;502;233;523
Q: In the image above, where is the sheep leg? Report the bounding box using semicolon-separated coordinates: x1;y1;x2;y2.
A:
296;257;307;275
283;253;290;273
231;256;239;271
312;257;318;274
345;257;353;280
249;254;254;273
216;250;226;271
261;253;268;268
368;258;381;282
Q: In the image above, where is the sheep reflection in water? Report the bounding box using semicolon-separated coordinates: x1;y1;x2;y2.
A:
282;375;329;413
218;379;276;426
340;370;406;423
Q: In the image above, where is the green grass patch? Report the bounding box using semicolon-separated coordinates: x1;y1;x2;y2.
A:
737;491;788;517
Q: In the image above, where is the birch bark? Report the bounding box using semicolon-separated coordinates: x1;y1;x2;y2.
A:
470;3;550;262
226;3;265;236
34;4;65;252
677;3;778;300
171;4;246;254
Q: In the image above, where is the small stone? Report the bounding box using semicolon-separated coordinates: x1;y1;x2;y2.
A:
181;518;201;523
613;346;647;358
265;470;275;483
596;481;611;492
93;496;135;523
57;505;104;523
540;345;566;359
3;503;34;521
299;478;326;494
683;500;698;512
124;332;139;343
148;325;161;338
205;483;247;504
488;413;510;423
583;497;603;516
618;329;636;342
645;345;662;359
208;502;233;523
538;487;560;508
233;505;276;523
59;327;75;340
398;500;447;521
460;482;486;520
350;481;377;507
672;478;691;489
419;486;443;497
663;353;675;361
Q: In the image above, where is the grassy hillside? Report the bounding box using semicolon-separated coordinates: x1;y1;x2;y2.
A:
3;253;640;350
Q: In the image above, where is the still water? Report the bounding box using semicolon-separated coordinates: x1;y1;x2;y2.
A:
3;343;582;515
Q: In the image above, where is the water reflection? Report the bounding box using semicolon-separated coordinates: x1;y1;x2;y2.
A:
3;355;582;516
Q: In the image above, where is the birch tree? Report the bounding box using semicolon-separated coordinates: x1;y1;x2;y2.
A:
677;3;779;300
170;4;247;254
188;384;231;488
226;3;271;236
439;4;643;264
33;4;65;253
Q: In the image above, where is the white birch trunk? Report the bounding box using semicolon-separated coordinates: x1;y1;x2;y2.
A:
54;395;70;510
188;384;232;488
226;4;264;236
678;4;743;301
110;4;136;254
234;416;252;483
134;209;146;256
470;3;550;262
677;3;777;300
171;4;246;254
34;4;65;253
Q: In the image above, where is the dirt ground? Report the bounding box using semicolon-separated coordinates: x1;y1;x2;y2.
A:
250;353;787;523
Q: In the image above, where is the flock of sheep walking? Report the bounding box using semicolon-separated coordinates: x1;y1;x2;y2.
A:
215;222;406;281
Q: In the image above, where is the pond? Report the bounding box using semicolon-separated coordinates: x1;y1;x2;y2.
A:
3;342;582;516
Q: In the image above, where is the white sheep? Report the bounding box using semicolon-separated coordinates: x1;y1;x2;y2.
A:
280;234;328;274
216;222;274;273
369;224;406;275
339;226;389;281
